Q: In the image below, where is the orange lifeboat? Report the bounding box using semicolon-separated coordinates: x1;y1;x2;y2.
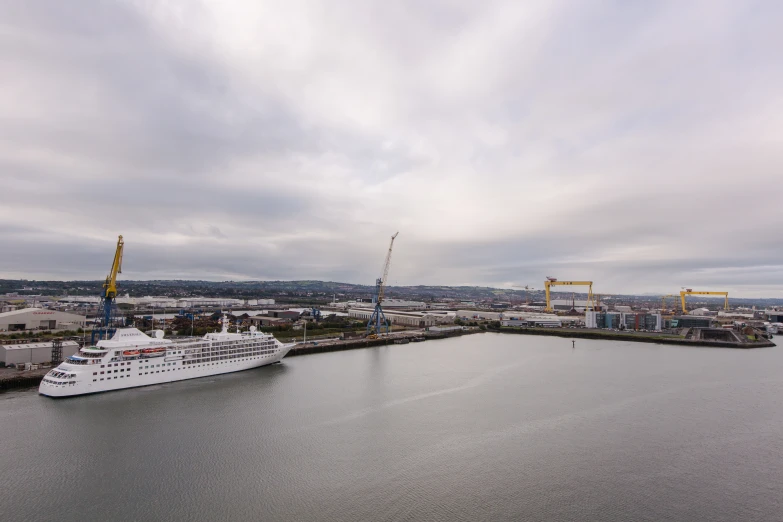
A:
140;347;167;357
123;349;140;357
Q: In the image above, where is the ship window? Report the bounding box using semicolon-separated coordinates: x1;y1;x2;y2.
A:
100;378;104;381
93;372;97;375
93;379;97;382
101;365;105;368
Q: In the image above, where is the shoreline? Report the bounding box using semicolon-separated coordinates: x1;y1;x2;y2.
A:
0;328;479;392
486;326;776;349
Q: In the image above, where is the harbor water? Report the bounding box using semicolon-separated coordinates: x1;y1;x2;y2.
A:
1;333;781;521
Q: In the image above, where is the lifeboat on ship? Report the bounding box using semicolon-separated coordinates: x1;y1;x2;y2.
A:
140;347;167;358
122;349;141;357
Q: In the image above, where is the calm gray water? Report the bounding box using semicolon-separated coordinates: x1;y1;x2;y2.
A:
1;333;782;521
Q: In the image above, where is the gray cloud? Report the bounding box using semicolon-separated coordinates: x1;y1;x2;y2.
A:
1;0;782;297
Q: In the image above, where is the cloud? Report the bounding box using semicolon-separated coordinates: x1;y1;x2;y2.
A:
1;0;782;297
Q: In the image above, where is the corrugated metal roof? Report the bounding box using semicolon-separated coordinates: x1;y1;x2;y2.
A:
0;307;48;317
2;341;79;350
0;308;86;319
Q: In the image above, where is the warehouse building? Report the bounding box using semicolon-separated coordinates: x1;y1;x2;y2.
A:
456;310;504;321
349;308;438;328
669;316;713;328
549;299;591;312
500;312;562;327
766;309;783;322
0;308;86;332
1;340;80;366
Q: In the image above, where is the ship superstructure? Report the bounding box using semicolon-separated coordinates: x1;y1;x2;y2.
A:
40;316;294;398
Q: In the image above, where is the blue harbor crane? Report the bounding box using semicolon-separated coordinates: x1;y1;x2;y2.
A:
91;235;124;344
367;232;399;336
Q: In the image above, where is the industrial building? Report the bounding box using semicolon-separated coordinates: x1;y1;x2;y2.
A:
335;299;427;311
246;316;288;327
585;311;662;331
349;308;439;328
549;299;591;312
501;312;562;327
458;310;563;326
266;310;301;320
1;340;79;366
457;310;504;321
0;308;86;332
766;309;783;322
669;316;713;328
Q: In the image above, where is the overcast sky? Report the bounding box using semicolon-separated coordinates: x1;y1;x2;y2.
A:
1;1;782;297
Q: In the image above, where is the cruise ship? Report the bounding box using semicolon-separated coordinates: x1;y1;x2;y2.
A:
39;316;295;398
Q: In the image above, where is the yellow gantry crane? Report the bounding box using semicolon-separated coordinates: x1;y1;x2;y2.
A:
661;294;677;314
544;277;595;312
93;235;124;342
679;289;729;314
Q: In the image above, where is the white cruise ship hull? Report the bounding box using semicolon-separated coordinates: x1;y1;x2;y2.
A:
40;350;288;398
40;324;294;398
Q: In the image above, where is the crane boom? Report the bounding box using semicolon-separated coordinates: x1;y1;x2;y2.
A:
103;235;124;300
377;232;398;304
92;235;125;343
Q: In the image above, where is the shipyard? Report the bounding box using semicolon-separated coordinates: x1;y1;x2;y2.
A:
0;235;778;392
4;3;783;520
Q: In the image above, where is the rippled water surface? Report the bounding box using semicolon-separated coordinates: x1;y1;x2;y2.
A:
1;333;782;521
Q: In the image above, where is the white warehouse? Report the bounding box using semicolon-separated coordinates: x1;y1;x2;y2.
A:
1;340;80;366
349;308;440;328
0;308;87;332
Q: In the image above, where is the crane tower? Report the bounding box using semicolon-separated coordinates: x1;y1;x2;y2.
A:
367;232;399;335
92;235;124;343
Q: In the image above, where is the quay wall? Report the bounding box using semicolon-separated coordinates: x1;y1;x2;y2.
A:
487;327;775;349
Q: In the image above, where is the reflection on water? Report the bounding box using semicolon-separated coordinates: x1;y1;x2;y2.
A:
1;334;780;522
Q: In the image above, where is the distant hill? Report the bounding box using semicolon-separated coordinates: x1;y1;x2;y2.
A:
0;279;780;308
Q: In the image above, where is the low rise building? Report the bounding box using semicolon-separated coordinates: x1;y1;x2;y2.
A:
1;340;80;366
246;316;288;327
670;316;712;328
267;310;301;320
501;312;562;328
766;309;783;322
586;311;662;331
457;310;503;321
349;308;438;328
0;308;87;332
549;299;591;312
